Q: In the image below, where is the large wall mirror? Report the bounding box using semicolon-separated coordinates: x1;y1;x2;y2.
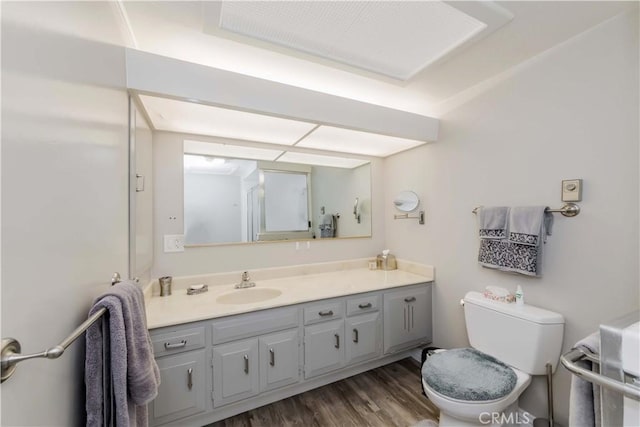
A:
183;140;372;246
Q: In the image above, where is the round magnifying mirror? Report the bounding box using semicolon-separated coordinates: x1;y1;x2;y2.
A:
393;191;419;212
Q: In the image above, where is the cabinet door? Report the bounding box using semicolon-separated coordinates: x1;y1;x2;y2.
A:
406;289;432;343
151;350;207;426
304;319;344;379
259;329;300;392
383;286;432;354
345;312;381;365
212;338;259;407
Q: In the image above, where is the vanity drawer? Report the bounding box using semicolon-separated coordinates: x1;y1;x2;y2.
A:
151;326;206;357
346;293;380;316
304;300;344;325
212;306;299;345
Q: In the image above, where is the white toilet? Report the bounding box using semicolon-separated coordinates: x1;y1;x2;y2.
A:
421;291;564;427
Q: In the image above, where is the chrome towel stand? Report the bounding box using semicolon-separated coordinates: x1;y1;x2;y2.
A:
472;203;580;218
0;273;137;383
561;347;640;401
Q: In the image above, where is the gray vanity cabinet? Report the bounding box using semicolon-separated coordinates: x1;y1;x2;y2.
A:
151;350;208;425
258;329;300;392
345;312;381;365
383;285;432;354
212;338;260;407
344;293;382;365
149;282;432;426
303;319;345;378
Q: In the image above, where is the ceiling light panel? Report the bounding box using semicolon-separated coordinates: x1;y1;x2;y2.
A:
277;152;369;169
218;1;487;80
139;94;316;145
296;126;424;157
184;139;283;161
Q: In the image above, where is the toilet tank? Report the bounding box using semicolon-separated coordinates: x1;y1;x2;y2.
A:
463;291;564;375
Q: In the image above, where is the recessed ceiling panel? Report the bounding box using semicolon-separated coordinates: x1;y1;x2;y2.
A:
277;152;369;169
139;95;316;145
296;126;424;157
184;139;283;161
218;1;487;80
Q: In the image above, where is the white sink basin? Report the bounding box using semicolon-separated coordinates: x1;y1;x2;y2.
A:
216;288;282;305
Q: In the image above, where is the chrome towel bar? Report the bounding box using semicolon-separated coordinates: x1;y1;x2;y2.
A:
1;273;137;383
560;347;640;401
472;203;580;217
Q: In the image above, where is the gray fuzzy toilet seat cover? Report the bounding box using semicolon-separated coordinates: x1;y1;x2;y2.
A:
421;348;517;401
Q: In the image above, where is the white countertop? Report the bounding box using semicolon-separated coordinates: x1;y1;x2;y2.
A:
146;266;433;329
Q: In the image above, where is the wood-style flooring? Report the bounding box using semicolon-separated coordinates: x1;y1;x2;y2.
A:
209;358;439;427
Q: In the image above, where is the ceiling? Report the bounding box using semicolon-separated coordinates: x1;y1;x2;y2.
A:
117;1;635;116
4;1;635;157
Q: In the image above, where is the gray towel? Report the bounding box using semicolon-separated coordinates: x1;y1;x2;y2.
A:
508;206;553;246
86;281;160;427
477;206;509;239
569;333;601;427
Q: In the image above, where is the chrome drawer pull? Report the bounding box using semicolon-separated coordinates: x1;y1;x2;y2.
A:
164;340;187;349
353;329;359;343
358;303;372;309
404;296;416;303
187;368;193;390
269;348;275;367
244;354;249;374
318;310;334;316
334;333;340;349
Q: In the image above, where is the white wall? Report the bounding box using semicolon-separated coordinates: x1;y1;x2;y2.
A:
152;131;385;277
1;3;129;425
384;10;639;426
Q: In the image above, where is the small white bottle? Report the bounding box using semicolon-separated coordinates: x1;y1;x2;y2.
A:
515;285;524;306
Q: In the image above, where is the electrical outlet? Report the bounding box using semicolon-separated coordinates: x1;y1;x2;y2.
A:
164;234;185;253
562;179;582;202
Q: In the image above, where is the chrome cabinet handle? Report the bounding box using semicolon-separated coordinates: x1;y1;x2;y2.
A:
404;296;416;303
269;348;275;367
244;354;249;374
358;303;372;309
411;306;414;329
318;310;334;317
187;368;193;390
334;333;340;349
164;340;187;349
353;329;359;343
404;306;407;330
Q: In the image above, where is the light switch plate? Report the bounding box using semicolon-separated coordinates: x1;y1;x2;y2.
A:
562;179;582;202
164;234;185;252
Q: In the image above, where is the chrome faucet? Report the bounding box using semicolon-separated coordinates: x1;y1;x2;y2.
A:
235;271;255;289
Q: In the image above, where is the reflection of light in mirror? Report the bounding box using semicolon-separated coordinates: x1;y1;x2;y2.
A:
297;125;424;156
140;95;317;145
184;154;241;175
184;140;283;161
277;151;369;169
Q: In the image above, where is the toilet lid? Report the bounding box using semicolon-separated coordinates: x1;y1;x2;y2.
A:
421;348;517;402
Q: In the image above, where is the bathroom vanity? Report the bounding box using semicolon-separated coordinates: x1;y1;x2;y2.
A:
144;263;433;426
